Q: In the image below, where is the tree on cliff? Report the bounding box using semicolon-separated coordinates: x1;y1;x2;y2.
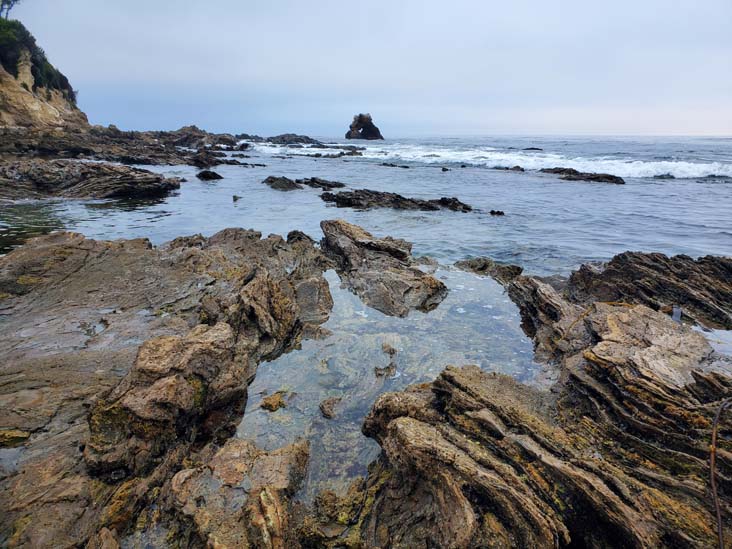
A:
1;0;21;19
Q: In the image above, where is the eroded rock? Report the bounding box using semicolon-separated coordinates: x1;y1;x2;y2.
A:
320;219;447;317
0;228;334;546
567;251;732;329
455;257;523;285
345;113;384;140
0;159;181;200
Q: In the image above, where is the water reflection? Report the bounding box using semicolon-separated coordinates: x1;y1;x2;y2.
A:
237;269;542;501
0;201;69;254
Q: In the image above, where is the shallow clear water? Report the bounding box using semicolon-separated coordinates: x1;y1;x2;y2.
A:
237;269;545;500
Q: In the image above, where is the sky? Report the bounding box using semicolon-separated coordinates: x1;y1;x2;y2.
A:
14;0;732;137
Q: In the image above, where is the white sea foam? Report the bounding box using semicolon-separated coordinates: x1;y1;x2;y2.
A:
249;141;732;179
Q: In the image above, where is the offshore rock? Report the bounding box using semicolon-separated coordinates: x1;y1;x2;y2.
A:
196;169;223;181
0;159;181;199
540;167;625;184
566;251;732;329
0;228;333;547
320;219;447;317
345;113;384;140
262;175;303;191
315;260;732;548
320;188;472;212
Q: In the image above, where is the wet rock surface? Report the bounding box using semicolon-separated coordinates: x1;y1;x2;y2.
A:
345;113;384;140
455;256;523;284
307;256;732;548
262;175;303;191
0;159;181;200
320;219;448;317
320;188;473;212
0;227;334;547
262;176;347;192
195;169;223;181
540;167;626;184
566;251;732;329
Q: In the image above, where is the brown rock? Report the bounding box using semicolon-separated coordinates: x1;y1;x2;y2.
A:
0;159;181;200
320;219;448;317
261;391;288;412
455;257;523;284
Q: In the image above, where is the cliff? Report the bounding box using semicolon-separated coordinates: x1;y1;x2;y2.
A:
0;19;88;129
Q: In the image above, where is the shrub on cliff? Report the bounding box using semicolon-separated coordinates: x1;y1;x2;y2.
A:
0;18;77;103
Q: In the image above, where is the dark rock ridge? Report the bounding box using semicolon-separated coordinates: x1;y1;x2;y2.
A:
196;169;222;181
295;177;346;190
0;159;181;200
262;175;303;191
320;219;447;317
381;162;410;169
540;167;625;184
345;113;384;140
266;133;322;145
304;254;732;548
320;188;472;212
567;251;732;329
0;228;335;546
455;257;523;284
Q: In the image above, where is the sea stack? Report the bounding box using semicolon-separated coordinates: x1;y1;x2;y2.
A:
345;113;384;140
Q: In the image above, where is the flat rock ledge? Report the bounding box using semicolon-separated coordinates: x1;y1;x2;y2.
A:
0;159;181;200
321;188;472;212
320;219;448;317
302;253;732;548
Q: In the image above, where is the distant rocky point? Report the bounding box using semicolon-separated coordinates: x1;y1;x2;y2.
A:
345;113;384;140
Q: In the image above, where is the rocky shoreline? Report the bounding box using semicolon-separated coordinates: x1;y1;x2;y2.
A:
1;219;730;547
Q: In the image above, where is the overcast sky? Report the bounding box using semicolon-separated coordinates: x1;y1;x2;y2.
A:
15;0;732;136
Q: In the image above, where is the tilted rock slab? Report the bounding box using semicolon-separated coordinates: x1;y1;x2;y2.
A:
0;158;181;200
320;219;447;317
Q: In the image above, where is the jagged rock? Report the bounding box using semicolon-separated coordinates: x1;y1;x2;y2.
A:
171;438;309;548
262;176;303;191
320;219;447;317
0;228;333;546
455;257;523;284
320;189;472;212
567;251;732;329
345;113;384;140
540;167;625;184
316;262;732;548
196;169;223;181
0;159;181;199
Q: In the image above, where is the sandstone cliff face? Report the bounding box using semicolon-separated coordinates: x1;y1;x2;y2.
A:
0;48;88;129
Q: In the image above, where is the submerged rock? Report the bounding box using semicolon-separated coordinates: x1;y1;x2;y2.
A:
345;113;384;140
172;438;309;548
320;188;472;212
320;219;447;317
319;397;342;419
455;257;523;284
0;159;181;200
540;167;625;184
